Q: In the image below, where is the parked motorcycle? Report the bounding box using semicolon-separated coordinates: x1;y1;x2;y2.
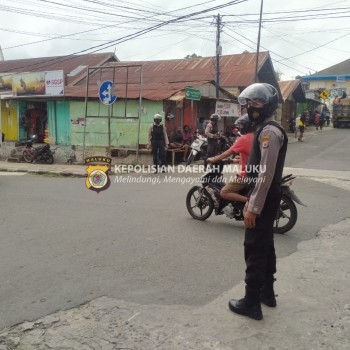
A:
186;162;305;234
186;134;208;165
186;133;233;166
217;134;233;154
23;136;55;164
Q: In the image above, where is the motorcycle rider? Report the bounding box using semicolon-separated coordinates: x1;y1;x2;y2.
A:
228;83;288;320
204;114;221;164
207;114;254;204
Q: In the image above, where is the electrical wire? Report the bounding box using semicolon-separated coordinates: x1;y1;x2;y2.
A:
0;0;246;74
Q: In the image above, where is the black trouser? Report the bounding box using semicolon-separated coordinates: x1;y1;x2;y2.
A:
151;140;166;167
205;140;218;167
244;184;281;301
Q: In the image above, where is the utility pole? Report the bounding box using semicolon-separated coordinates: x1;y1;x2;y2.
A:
254;0;264;83
0;46;4;61
215;14;222;98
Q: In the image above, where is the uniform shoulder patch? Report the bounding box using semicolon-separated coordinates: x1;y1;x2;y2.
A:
261;133;270;148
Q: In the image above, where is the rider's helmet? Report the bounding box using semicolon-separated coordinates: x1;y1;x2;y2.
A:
153;113;162;122
235;114;252;134
238;83;279;125
231;124;240;133
209;114;221;123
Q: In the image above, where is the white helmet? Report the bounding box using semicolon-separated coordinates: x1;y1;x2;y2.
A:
154;114;162;121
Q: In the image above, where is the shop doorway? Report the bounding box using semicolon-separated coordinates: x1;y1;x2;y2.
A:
21;101;48;142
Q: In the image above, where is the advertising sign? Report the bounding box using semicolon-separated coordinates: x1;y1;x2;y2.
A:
215;101;240;117
45;70;64;96
336;75;346;83
12;72;45;96
10;70;64;96
0;73;13;93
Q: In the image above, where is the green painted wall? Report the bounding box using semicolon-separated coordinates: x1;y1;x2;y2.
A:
47;101;56;143
56;100;71;145
69;99;163;147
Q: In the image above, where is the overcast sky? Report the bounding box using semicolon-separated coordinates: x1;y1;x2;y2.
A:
1;0;350;81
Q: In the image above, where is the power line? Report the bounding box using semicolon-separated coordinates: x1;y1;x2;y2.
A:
1;0;246;74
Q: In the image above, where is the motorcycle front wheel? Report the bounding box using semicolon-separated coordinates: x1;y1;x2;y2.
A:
44;154;54;164
23;150;33;163
186;186;214;220
186;151;196;166
273;195;297;234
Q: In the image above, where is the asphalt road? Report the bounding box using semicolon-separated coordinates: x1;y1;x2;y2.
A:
0;127;349;329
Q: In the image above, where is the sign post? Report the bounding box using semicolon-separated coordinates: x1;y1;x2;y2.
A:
185;87;201;130
99;81;117;152
185;87;201;101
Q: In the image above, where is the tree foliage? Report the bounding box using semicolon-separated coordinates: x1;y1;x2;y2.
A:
184;53;202;59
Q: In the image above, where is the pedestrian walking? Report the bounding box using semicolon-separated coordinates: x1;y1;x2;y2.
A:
294;114;301;139
298;115;306;142
228;83;288;321
314;111;321;130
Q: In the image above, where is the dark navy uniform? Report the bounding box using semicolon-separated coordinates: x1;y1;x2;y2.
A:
148;123;169;167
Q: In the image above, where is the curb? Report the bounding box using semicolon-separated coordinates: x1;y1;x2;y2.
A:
0;167;86;178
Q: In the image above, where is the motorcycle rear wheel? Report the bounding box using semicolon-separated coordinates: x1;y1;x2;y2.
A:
23;150;33;163
273;195;297;234
186;186;214;220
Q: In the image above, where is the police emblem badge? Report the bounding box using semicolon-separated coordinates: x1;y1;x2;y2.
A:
85;157;112;193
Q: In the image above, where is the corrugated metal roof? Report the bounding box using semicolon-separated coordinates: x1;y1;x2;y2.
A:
311;57;350;76
73;52;269;89
279;79;305;102
65;52;271;100
65;80;233;101
0;52;273;101
279;80;301;101
0;53;118;85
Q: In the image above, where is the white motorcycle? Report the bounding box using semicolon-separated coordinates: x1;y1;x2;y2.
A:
186;134;207;166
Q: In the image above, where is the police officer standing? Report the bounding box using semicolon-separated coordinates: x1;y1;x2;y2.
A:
205;114;221;164
148;114;169;172
228;83;288;320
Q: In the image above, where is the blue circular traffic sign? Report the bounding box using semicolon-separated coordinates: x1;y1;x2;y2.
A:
99;80;117;105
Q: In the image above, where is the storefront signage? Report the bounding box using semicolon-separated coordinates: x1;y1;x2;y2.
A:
0;73;13;93
185;87;201;101
336;75;346;83
13;72;45;96
8;70;64;96
45;70;64;96
215;101;240;117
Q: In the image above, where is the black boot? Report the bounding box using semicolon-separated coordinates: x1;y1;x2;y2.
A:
260;278;277;308
228;298;263;320
228;287;262;320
